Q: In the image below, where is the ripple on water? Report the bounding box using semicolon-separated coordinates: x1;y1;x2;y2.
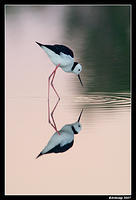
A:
64;92;131;111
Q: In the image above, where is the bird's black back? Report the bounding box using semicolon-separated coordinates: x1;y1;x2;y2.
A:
44;44;74;58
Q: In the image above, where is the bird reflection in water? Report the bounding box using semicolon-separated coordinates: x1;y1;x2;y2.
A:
36;109;83;158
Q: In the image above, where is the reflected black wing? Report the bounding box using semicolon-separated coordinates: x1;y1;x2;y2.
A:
44;44;74;58
45;140;74;154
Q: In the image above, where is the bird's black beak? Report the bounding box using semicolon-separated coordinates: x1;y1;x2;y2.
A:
35;41;42;47
78;74;83;87
78;109;83;122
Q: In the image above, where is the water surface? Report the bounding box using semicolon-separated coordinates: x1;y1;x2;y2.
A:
5;5;131;195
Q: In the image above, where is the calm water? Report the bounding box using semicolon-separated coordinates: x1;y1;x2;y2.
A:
5;5;131;195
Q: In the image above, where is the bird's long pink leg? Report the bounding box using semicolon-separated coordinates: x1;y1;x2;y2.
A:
48;64;60;135
48;70;56;130
48;67;60;135
50;69;60;134
48;69;58;131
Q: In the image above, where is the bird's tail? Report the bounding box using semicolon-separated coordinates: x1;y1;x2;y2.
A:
36;152;43;159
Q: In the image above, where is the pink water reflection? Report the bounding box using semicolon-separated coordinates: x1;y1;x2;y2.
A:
5;5;131;195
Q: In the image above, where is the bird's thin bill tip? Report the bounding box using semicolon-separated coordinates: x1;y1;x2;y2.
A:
35;41;41;46
78;75;83;87
36;153;42;159
78;109;83;122
81;108;84;113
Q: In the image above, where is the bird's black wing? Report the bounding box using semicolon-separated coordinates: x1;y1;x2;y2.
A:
55;44;74;58
45;140;74;154
44;44;74;58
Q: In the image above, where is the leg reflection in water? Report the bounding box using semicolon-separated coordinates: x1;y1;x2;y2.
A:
48;64;61;135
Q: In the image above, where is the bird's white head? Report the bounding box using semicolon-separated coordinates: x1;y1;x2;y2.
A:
72;62;82;75
71;62;83;87
71;109;83;134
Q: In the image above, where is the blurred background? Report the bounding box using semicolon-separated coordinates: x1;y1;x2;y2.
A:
65;6;130;93
5;5;131;195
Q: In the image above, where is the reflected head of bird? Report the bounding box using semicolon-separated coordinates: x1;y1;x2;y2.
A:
71;121;82;134
71;108;83;134
62;109;83;135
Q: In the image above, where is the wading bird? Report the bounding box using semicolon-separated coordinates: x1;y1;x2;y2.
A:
36;42;83;135
36;109;83;158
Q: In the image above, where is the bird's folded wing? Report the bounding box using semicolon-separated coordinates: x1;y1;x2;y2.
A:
59;53;74;68
60;134;74;147
42;133;62;154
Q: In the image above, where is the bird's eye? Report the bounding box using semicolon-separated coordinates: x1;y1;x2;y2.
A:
78;69;80;71
78;125;80;127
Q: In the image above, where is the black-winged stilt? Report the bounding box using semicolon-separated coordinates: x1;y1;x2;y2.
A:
36;109;83;158
36;42;83;135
